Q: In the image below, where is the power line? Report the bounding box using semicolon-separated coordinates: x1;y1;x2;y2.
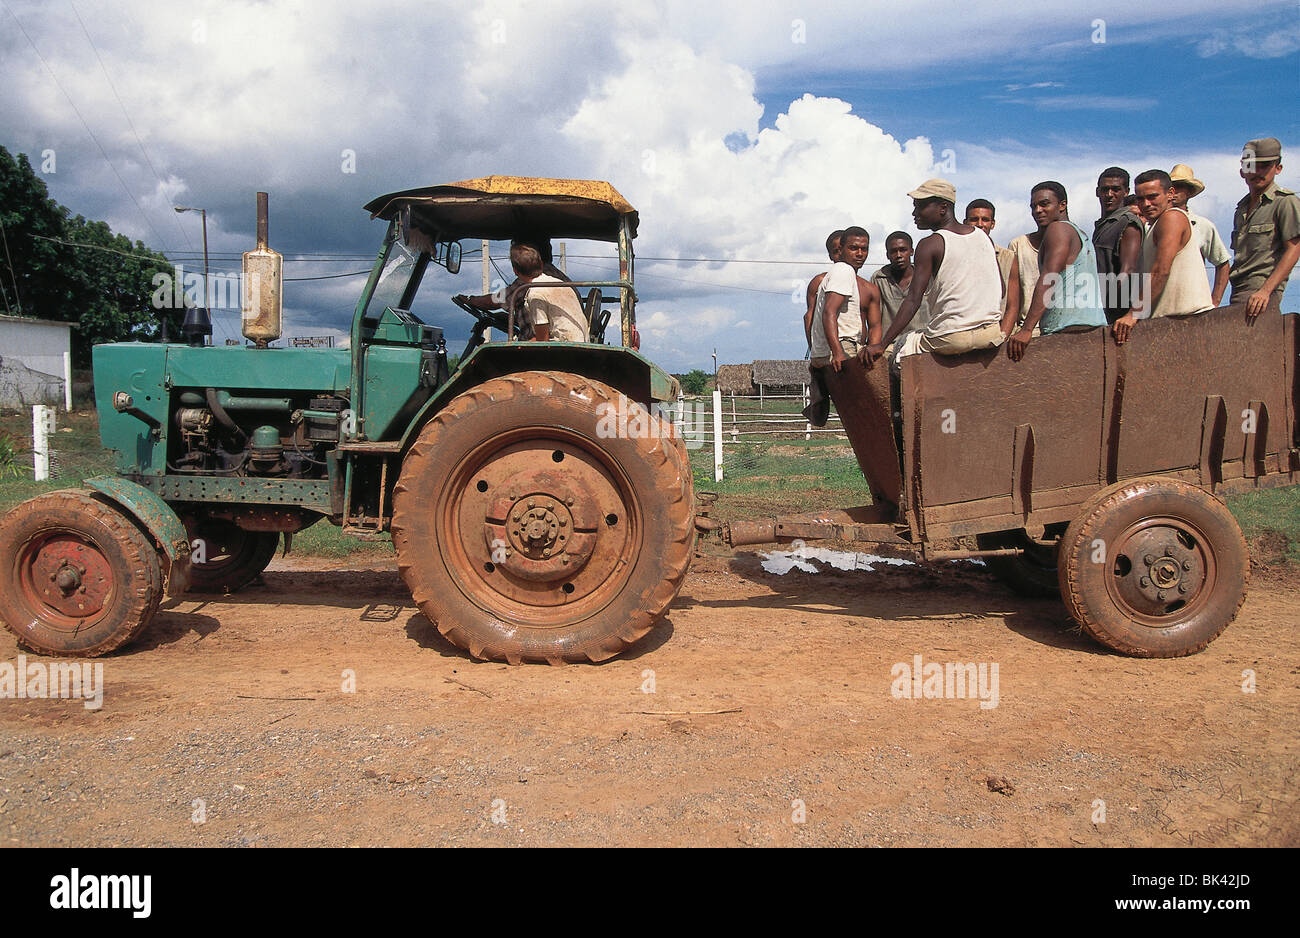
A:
286;269;371;281
566;258;791;297
0;218;22;314
29;233;168;263
2;0;174;254
69;0;194;252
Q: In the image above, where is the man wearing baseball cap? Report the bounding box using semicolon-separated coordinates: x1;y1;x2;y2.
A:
1169;164;1230;306
1229;137;1300;320
864;178;1005;364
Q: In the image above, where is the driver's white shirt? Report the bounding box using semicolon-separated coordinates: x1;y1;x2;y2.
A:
525;274;588;342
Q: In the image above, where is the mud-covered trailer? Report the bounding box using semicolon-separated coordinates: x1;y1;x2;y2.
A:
726;299;1296;657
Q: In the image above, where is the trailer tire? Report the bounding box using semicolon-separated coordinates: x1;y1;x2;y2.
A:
1058;477;1248;657
0;489;162;656
392;371;693;664
976;531;1061;598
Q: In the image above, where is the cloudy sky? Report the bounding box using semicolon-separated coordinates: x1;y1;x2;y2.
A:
2;0;1297;370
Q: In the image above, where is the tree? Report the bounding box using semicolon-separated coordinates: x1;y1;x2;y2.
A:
0;145;175;365
679;369;710;395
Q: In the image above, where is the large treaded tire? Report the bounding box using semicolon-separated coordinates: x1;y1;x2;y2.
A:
0;489;162;657
391;371;693;664
1057;477;1249;657
184;517;278;593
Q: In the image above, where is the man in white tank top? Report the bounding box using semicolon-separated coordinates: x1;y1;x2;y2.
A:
1112;169;1214;344
864;178;1005;365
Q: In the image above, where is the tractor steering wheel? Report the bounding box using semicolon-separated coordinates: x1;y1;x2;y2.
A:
452;294;508;331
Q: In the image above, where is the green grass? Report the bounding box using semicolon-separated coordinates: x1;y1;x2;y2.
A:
1222;486;1300;563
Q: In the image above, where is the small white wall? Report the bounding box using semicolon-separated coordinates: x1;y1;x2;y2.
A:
0;318;73;408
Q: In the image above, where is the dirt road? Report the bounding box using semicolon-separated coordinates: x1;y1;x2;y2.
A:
2;545;1296;847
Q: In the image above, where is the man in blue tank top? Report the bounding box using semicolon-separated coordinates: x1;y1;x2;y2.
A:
1001;181;1107;361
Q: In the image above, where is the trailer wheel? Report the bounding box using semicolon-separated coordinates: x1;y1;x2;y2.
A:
0;489;162;657
976;531;1061;598
184;517;278;593
1058;477;1248;657
392;371;693;664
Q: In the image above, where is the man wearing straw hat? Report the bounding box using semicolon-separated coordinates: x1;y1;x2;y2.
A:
1169;163;1230;306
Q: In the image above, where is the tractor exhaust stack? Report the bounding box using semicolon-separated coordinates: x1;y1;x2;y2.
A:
242;191;283;348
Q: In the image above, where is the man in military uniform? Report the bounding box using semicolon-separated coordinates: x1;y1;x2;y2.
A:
1092;167;1144;323
1229;137;1300;320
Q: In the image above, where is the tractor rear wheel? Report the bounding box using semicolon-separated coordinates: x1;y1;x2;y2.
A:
1058;477;1248;657
0;489;162;656
184;516;278;593
392;371;693;664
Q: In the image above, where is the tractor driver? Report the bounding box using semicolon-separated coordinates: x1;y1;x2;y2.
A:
453;237;575;329
508;243;588;342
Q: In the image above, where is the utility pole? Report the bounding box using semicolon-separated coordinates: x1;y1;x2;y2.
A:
559;242;567;275
482;239;491;341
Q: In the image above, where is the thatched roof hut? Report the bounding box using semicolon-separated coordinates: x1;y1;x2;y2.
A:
715;364;755;395
752;359;809;389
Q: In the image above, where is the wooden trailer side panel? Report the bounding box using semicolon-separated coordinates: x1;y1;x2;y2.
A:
1115;306;1290;484
902;303;1297;540
903;328;1108;537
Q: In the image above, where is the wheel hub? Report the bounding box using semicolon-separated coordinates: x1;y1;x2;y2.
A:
483;469;601;584
21;534;113;622
1113;524;1207;619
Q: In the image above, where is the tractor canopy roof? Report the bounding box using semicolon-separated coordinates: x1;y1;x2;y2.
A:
363;176;638;243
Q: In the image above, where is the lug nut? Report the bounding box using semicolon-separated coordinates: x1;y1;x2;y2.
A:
1182;560;1191;571
528;500;536;508
1157;591;1166;601
1164;547;1173;557
559;519;567;528
1144;554;1155;566
1178;584;1188;594
1140;576;1151;588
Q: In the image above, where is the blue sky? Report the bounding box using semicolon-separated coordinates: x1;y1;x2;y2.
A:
1;0;1297;370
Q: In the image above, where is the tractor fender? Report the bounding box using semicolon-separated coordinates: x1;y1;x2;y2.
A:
84;475;192;596
397;342;680;453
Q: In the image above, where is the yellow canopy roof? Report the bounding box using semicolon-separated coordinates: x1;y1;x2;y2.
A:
443;176;636;216
364;176;638;242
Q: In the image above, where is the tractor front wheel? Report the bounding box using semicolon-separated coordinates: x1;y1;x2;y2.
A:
392;371;693;664
0;489;162;656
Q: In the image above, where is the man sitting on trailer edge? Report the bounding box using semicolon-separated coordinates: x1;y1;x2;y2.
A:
864;178;1005;365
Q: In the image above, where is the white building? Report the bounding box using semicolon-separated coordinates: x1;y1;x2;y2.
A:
0;314;74;410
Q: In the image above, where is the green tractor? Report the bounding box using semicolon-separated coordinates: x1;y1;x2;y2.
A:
0;177;695;664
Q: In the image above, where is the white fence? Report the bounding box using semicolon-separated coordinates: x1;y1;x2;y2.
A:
672;389;846;482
